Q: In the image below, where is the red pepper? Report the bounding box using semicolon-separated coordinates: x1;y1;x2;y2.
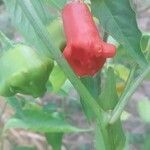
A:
62;1;116;76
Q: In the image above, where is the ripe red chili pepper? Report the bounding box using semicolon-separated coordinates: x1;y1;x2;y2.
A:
62;1;116;76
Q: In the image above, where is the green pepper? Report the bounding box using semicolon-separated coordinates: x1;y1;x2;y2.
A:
0;44;54;97
47;18;66;51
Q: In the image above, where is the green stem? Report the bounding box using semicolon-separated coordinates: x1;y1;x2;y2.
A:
109;65;150;124
18;0;105;121
0;31;13;49
146;41;150;59
96;121;112;150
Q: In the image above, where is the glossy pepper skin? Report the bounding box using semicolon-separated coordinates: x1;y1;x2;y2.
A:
62;1;116;76
0;44;54;97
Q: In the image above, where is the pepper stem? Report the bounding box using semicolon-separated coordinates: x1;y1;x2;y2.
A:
0;31;14;51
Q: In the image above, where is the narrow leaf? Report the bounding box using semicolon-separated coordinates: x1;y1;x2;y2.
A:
44;0;67;9
30;0;52;24
80;74;101;120
91;0;147;67
49;65;67;92
6;97;23;115
3;0;53;57
0;31;14;51
98;68;125;150
13;147;36;150
4;108;90;133
114;64;130;81
141;34;150;51
95;125;105;150
99;67;118;109
45;132;63;150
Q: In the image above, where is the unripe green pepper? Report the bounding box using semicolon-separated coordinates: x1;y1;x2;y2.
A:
47;18;66;51
0;44;54;97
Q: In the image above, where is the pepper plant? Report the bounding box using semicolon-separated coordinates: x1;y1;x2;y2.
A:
0;0;150;150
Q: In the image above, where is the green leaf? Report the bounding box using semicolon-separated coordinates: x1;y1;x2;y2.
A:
141;33;150;61
138;98;150;123
114;45;133;66
80;74;101;120
6;97;24;115
81;75;101;99
13;147;36;150
141;34;150;51
44;0;67;9
53;79;75;97
95;126;105;150
45;132;63;150
114;64;130;81
4;107;89;133
3;0;53;57
99;67;118;109
91;0;147;67
61;80;74;93
43;103;58;113
49;65;67;92
98;68;125;150
107;121;126;150
0;31;14;51
30;0;52;24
